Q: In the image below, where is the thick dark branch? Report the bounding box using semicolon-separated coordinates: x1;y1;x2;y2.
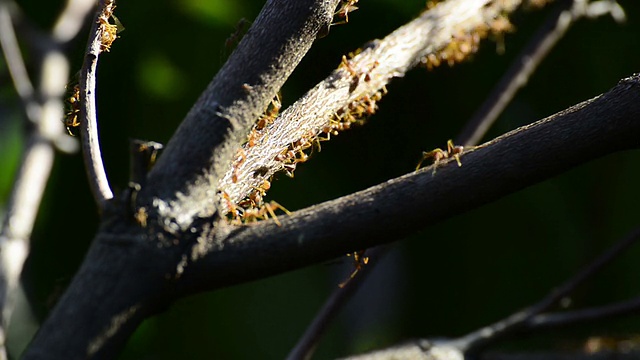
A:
22;231;179;360
178;74;640;295
286;246;389;360
141;0;339;229
22;2;339;358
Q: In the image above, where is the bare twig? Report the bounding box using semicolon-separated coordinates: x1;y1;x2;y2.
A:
286;247;388;360
458;225;640;353
527;295;640;329
457;0;626;146
78;0;116;207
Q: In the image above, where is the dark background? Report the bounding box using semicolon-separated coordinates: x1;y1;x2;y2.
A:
1;0;640;358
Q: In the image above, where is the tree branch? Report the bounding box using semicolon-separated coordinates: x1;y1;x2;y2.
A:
79;0;116;207
177;74;640;295
218;0;530;207
140;0;339;230
456;226;640;354
286;246;390;360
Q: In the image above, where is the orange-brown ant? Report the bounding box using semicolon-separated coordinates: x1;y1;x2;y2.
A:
63;82;81;136
221;191;241;223
256;93;281;130
334;0;359;25
241;201;290;226
338;250;369;288
415;140;464;174
231;148;247;183
97;4;122;52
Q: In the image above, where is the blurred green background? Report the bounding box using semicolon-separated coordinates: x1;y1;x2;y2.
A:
2;0;640;358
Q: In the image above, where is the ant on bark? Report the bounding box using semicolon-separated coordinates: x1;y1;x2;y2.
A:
415;140;464;175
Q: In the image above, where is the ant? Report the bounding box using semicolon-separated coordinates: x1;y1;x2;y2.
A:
334;0;359;25
415;140;464;175
338;250;369;288
241;201;291;227
256;93;282;130
63;82;81;136
221;191;241;223
97;4;122;52
231;148;247;183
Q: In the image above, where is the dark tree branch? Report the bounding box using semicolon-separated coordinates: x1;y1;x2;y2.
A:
22;232;181;360
286;247;389;360
527;295;640;329
140;0;339;229
177;74;640;296
19;2;640;359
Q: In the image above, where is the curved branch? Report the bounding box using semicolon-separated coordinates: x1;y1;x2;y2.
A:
78;0;116;207
527;295;640;329
178;74;640;295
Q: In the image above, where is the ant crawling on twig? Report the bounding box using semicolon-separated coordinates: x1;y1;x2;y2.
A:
338;250;369;288
415;139;464;175
333;0;359;25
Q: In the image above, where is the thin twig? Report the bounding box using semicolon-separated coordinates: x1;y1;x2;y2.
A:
79;0;115;207
456;0;626;146
454;226;640;353
286;247;388;360
527;295;640;329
